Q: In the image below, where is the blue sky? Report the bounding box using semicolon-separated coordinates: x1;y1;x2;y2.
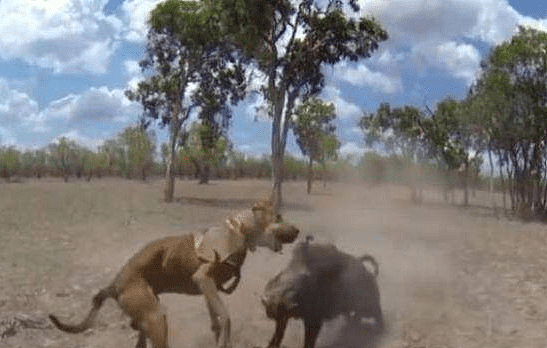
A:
1;0;546;159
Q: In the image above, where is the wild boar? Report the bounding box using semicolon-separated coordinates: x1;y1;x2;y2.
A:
261;237;383;348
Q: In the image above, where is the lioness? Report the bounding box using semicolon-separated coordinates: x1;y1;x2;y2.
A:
49;201;299;348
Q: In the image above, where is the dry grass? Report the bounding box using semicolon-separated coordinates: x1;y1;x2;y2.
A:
1;178;546;348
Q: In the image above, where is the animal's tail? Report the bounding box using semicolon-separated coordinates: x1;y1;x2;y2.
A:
359;254;379;277
49;286;114;334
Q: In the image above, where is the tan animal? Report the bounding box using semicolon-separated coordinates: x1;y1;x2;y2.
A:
49;201;299;348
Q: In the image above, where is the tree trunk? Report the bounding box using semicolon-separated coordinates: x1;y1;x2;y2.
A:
487;147;497;216
198;159;210;184
271;149;283;212
463;159;469;207
164;94;180;203
270;89;285;213
307;157;313;194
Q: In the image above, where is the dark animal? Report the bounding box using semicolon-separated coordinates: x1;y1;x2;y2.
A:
261;236;383;348
49;201;299;348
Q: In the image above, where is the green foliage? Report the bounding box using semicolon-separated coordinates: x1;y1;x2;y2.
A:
292;97;340;163
426;98;481;170
359;103;426;160
48;137;78;181
178;121;230;182
212;0;387;207
126;0;247;200
0;146;21;181
283;154;307;180
119;126;156;179
468;26;547;216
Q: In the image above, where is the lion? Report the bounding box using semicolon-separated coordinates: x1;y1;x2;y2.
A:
49;201;300;348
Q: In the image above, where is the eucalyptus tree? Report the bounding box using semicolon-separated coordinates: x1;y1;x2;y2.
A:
126;0;246;202
292;97;340;193
214;0;388;210
119;126;156;180
34;149;48;178
0;146;21;182
469;26;547;218
48;137;77;182
426;98;482;207
179;120;229;184
359;103;428;202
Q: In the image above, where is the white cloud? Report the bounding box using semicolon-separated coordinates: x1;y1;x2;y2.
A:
0;126;16;146
339;142;367;159
352;0;547;85
0;78;45;132
358;0;480;42
243;93;270;122
44;86;143;124
410;41;481;85
0;79;142;137
0;0;122;74
121;0;163;43
321;86;362;120
125;60;142;76
471;0;521;44
333;62;403;94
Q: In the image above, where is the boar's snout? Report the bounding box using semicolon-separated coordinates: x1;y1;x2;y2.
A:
262;272;301;319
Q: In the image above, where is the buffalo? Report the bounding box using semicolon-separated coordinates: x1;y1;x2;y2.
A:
261;236;383;348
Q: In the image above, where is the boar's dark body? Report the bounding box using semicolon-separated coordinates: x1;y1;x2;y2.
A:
261;239;383;348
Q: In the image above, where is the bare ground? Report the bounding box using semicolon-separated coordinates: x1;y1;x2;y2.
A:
1;178;547;348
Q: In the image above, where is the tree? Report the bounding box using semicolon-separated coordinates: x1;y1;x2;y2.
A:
0;146;21;182
20;150;35;177
119;126;156;180
180;121;229;184
359;103;428;202
426;98;482;207
292;97;339;193
48;137;77;182
126;0;246;202
469;26;547;218
34;149;47;178
215;0;388;210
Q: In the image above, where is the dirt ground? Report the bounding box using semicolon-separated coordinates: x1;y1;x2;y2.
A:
1;178;547;348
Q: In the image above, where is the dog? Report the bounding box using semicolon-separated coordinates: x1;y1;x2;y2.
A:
49;201;299;348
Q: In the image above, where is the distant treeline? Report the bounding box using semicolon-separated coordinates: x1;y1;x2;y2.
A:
0;137;495;192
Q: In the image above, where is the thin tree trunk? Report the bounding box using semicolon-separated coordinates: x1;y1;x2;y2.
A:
307;157;313;194
487;147;497;215
463;159;469;207
198;157;210;184
164;94;180;203
270;86;286;213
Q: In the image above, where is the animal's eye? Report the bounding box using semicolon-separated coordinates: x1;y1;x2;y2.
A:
276;214;283;222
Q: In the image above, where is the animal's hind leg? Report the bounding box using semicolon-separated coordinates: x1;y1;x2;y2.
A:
140;310;168;348
303;319;322;348
118;280;168;348
267;316;288;348
135;331;147;348
206;300;221;342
